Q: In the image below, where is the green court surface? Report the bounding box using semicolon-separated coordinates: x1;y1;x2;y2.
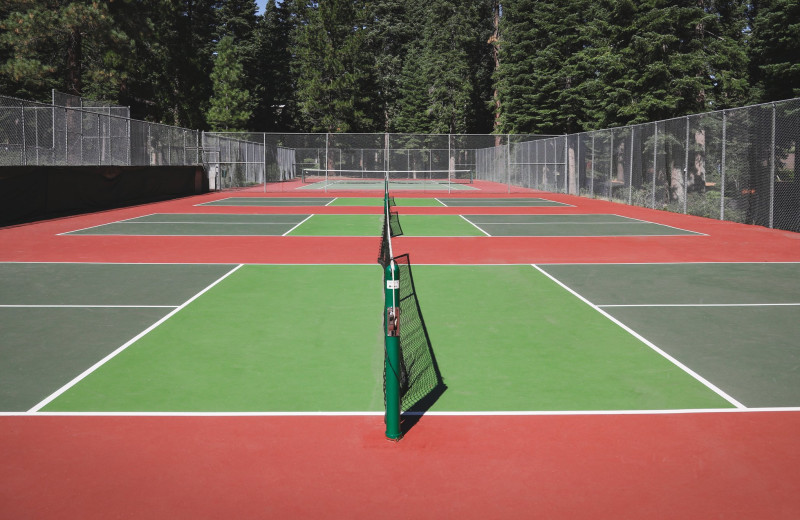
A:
464;214;701;237
37;264;732;413
64;213;695;237
199;197;442;207
329;197;442;207
396;215;487;236
197;196;570;208
438;197;571;207
0;263;237;411
286;214;383;236
286;214;487;237
405;265;732;411
199;197;334;207
66;214;310;236
538;262;800;407
284;214;489;236
42;265;384;412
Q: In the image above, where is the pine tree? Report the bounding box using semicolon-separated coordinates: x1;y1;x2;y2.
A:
495;0;601;134
748;0;800;102
214;0;259;129
596;0;749;126
292;0;379;132
140;0;220;128
217;0;258;42
252;0;298;130
207;35;254;130
368;0;417;131
393;44;431;132
394;0;494;134
0;0;132;102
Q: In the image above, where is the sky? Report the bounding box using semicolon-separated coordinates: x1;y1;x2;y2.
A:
255;0;267;15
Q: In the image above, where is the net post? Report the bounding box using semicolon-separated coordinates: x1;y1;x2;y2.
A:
384;259;402;441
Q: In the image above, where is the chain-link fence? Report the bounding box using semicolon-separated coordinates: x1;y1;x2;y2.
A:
205;133;551;190
561;99;800;232
472;98;799;232
0;93;201;167
3;90;798;232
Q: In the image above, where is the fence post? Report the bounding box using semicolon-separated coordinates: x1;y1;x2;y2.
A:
608;131;614;200
263;132;267;192
325;133;330;193
590;135;595;197
34;106;40;165
97;112;102;165
52;105;56;164
507;134;512;194
684;116;690;214
21;104;26;166
448;133;453;194
628;127;634;205
79;98;83;163
770;102;776;228
652;122;658;209
575;133;580;196
564;134;569;195
721;110;727;220
64;107;68;165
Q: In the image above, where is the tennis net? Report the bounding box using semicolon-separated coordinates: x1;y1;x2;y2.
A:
304;168;472;185
379;184;444;430
392;254;445;413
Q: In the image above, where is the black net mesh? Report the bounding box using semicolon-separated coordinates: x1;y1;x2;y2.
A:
378;193;444;415
392;254;445;413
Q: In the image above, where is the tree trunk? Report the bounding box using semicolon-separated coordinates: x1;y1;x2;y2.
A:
491;0;501;139
66;27;82;95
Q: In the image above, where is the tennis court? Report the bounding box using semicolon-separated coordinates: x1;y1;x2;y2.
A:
299;179;478;191
199;196;571;207
61;213;700;237
2;186;799;518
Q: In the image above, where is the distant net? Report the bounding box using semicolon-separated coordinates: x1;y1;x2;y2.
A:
304;168;472;185
378;181;402;267
378;184;395;268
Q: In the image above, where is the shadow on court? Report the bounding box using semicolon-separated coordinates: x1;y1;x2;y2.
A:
392;254;447;435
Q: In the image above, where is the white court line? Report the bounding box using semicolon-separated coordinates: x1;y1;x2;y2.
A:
531;264;746;409
116;221;298;225
282;214;314;236
0;305;177;309
195;197;236;206
466;221;654;225
27;264;245;413
4;407;800;417
324;198;337;206
538;261;800;265
58;213;159;235
599;303;800;308
459;215;491;236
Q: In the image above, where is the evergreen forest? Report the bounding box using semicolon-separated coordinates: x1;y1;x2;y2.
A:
1;0;798;134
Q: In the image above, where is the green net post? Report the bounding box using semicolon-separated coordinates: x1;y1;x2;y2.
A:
384;259;402;441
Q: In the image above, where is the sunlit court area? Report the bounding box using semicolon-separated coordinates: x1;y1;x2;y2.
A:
2;1;800;519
